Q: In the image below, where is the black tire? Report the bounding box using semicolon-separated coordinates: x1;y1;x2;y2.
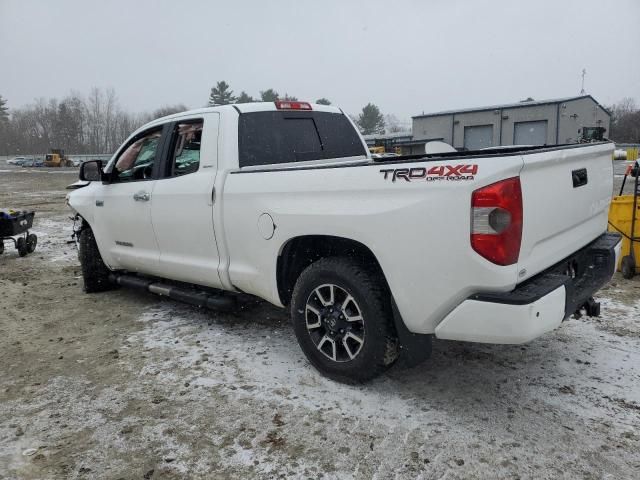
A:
79;227;114;293
17;237;28;257
621;255;636;279
26;233;37;253
0;241;4;255
290;256;398;384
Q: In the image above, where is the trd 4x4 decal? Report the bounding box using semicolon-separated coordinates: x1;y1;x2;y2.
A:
380;164;478;182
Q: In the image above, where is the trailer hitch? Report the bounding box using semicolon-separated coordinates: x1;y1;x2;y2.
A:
573;297;601;319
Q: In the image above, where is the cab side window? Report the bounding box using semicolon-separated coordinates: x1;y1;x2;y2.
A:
112;128;162;182
169;121;203;177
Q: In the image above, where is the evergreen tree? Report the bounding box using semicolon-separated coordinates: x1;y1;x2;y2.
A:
236;91;255;103
316;98;331;105
260;89;279;102
0;95;9;122
208;81;236;106
357;103;385;135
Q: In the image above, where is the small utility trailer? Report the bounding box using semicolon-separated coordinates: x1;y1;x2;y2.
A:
0;211;37;257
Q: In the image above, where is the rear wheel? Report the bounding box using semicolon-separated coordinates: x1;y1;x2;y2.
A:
79;227;114;293
291;257;398;383
621;255;636;279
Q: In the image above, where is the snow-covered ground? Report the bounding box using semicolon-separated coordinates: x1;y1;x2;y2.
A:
1;169;640;479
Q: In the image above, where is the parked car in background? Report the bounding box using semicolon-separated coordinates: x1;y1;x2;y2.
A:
21;158;44;168
7;156;27;166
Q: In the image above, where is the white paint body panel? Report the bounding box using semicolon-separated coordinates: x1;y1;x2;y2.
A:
517;143;614;282
435;286;566;344
68;103;616;344
93;180;162;275
150;113;222;287
223;155;523;334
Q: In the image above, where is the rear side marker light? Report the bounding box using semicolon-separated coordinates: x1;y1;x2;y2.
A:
275;101;312;111
471;177;523;266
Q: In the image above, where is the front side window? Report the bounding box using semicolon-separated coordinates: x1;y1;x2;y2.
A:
112;129;162;181
169;121;203;176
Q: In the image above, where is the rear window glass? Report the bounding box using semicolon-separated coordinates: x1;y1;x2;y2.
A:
238;111;366;167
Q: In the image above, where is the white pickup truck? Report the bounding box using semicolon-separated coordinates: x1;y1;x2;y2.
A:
68;101;621;383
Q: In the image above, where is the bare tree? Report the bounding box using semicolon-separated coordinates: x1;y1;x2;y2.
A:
103;87;118;153
608;98;640;143
86;87;104;153
1;87;195;155
152;104;188;119
384;114;407;133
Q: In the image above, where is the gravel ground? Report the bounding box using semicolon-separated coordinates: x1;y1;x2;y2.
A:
1;165;640;479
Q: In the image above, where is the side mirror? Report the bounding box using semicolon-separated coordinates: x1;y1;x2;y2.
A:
79;160;104;182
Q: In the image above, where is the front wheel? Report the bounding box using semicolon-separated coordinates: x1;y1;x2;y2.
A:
26;233;37;253
17;237;28;257
79;227;114;293
290;257;398;383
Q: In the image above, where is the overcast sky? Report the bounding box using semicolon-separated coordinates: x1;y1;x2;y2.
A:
1;0;638;122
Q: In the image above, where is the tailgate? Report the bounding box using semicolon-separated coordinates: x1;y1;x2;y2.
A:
517;143;614;281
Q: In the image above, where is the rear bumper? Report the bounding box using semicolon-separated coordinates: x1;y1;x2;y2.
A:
435;233;622;344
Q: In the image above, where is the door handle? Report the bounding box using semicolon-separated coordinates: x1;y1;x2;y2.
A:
572;168;588;188
133;191;151;202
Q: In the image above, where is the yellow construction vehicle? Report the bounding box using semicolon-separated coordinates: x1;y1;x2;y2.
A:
44;149;73;167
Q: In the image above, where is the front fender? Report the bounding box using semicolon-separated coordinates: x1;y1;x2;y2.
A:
67;182;98;225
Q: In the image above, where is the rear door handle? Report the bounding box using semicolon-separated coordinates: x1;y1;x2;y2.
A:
133;191;151;201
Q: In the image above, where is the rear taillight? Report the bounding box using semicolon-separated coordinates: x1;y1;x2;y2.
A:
471;177;522;266
274;100;312;110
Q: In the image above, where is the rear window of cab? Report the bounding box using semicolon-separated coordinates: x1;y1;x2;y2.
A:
238;111;366;167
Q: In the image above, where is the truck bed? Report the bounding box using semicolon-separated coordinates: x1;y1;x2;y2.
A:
372;142;611;165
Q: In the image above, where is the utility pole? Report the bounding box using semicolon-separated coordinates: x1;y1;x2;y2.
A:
580;68;586;95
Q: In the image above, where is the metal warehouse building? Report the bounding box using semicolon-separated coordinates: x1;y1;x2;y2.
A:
411;95;611;152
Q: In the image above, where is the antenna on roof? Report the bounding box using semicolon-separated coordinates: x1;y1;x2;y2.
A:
580;68;586;95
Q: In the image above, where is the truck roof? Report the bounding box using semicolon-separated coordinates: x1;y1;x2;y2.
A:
152;102;343;124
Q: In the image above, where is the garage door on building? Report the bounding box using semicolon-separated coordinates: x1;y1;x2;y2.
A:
463;125;493;150
514;120;548;145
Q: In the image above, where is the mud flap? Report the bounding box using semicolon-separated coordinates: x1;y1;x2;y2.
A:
391;298;432;368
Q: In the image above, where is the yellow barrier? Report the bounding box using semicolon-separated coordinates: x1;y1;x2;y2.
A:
608;195;640;272
613;147;639;161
